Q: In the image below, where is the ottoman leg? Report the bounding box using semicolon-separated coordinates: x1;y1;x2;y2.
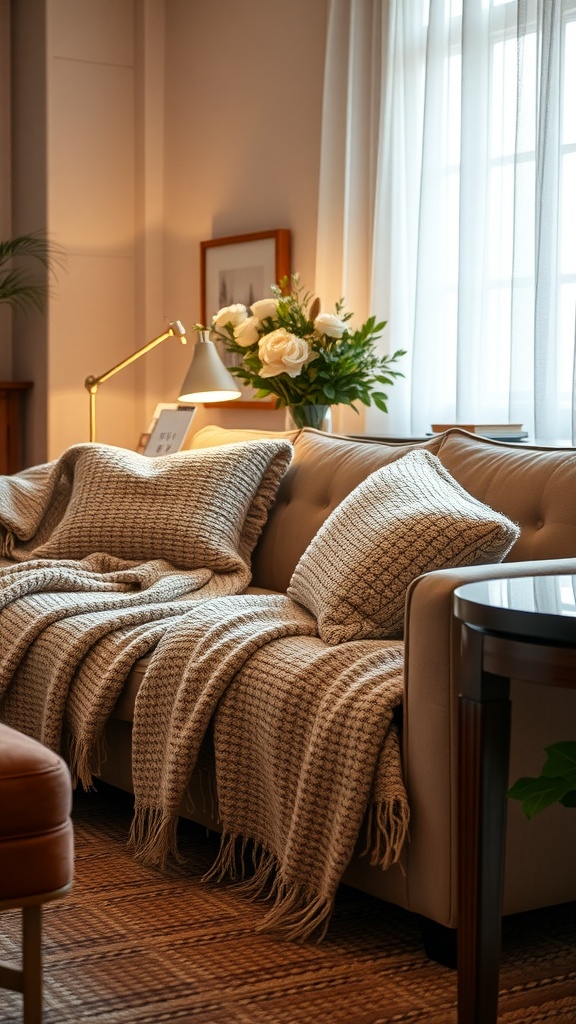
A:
22;905;42;1024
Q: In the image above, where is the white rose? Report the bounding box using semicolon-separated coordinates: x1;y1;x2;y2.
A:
212;303;248;330
258;328;311;378
314;312;346;339
234;316;260;347
251;298;278;322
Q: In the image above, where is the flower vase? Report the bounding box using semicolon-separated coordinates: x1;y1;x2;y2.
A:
284;405;333;432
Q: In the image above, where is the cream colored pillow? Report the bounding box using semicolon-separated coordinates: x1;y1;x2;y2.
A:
189;425;300;448
287;449;520;644
32;439;293;571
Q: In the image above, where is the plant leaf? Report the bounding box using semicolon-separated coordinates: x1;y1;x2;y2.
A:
540;742;576;787
213;272;406;409
372;393;390;412
507;775;575;819
0;232;66;315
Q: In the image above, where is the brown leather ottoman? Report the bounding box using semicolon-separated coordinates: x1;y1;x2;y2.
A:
0;723;73;1024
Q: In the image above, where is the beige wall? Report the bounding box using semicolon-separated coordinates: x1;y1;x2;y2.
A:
161;0;329;434
47;0;139;458
10;0;329;463
11;0;142;462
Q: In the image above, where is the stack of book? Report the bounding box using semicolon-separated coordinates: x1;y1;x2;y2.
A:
431;423;528;441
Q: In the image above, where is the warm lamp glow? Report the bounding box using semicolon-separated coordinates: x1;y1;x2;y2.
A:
178;331;241;403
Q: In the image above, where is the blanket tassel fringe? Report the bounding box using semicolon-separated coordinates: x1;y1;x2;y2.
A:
204;833;335;943
128;796;409;941
128;807;184;868
363;797;410;872
202;798;409;942
67;733;108;792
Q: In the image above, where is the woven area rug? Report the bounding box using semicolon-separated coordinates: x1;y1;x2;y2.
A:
1;783;575;1023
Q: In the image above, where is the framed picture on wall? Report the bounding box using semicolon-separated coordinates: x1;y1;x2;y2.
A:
200;229;291;407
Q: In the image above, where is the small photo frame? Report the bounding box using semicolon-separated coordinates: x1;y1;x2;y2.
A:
141;403;197;457
200;229;291;407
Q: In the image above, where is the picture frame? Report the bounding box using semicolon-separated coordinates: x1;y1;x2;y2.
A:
139;403;197;457
200;229;291;407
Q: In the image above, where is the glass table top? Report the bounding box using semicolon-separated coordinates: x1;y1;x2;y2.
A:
454;575;576;642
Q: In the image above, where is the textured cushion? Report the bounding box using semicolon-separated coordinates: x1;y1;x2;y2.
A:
188;427;446;591
32;440;293;571
252;430;446;592
190;424;300;448
287;449;520;644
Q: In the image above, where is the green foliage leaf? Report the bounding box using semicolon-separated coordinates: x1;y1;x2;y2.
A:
372;392;390;412
508;742;576;819
507;775;574;820
540;742;576;787
196;272;406;411
0;233;66;314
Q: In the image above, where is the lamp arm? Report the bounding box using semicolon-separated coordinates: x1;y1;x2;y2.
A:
84;321;186;442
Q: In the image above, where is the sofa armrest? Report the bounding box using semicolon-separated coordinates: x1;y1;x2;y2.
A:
399;556;576;926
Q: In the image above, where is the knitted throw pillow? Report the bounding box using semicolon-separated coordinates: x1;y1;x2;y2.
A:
33;439;293;572
287;449;520;644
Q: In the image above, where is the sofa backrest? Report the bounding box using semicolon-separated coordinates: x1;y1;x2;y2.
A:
192;426;440;590
190;425;576;591
434;430;576;563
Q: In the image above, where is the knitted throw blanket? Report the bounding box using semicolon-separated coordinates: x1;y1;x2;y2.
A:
0;441;410;940
0;438;293;761
130;594;408;940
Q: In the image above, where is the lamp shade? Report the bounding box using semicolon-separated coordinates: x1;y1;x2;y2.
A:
178;331;241;403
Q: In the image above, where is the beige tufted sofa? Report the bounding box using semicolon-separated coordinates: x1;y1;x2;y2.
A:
96;425;576;944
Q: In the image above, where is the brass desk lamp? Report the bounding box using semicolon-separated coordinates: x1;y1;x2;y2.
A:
85;322;240;442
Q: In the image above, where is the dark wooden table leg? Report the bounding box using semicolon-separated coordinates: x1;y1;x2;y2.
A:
458;623;511;1024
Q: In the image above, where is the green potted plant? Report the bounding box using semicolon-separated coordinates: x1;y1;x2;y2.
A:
0;232;64;314
0;233;65;471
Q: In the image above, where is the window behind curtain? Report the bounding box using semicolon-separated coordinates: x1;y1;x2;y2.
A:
363;0;576;440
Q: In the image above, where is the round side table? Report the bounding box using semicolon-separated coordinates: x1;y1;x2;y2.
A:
454;574;576;1024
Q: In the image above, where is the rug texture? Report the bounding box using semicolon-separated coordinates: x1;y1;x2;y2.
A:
0;784;574;1024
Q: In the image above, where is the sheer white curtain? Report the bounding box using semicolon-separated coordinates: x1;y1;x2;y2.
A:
315;0;384;435
317;0;576;441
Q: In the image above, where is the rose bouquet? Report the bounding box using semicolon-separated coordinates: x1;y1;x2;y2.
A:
198;274;405;429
